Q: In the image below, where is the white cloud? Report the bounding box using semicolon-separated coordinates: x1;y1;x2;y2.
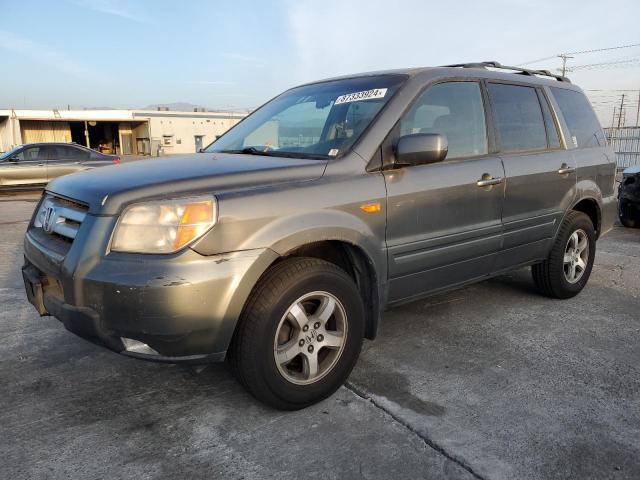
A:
68;0;152;23
284;0;435;83
0;29;102;81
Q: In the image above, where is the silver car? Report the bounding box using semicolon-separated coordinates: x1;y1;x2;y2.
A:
0;142;119;190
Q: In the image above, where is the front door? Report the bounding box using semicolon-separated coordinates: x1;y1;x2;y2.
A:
486;82;577;271
384;81;505;303
0;146;48;187
195;135;204;152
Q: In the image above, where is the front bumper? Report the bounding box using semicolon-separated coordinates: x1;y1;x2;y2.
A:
23;224;277;363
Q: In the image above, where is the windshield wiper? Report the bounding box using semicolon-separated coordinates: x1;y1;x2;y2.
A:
217;147;329;160
219;147;272;155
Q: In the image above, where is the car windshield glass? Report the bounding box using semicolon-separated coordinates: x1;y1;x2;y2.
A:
0;146;22;160
206;74;407;159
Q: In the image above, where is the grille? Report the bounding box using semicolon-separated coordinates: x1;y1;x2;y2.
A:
31;194;89;255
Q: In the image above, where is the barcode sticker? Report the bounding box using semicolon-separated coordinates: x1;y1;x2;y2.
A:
335;88;387;105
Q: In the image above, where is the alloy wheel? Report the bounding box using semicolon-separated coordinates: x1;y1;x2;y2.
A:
273;291;348;385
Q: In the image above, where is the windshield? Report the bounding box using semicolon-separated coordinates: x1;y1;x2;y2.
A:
0;146;22;161
207;74;407;159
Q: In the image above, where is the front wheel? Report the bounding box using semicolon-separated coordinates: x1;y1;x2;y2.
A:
532;211;596;299
619;199;638;228
228;257;365;410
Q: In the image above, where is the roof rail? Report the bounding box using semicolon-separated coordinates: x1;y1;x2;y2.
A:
442;61;571;83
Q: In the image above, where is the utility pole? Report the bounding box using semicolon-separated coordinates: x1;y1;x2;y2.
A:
636;91;640;127
617;94;626;128
611;107;617;128
558;54;574;76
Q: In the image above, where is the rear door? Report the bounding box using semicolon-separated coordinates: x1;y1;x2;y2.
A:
487;82;576;271
47;145;90;180
0;146;48;187
548;87;615;204
384;81;505;302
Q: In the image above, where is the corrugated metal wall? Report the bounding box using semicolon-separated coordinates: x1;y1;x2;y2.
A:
605;127;640;168
20;121;72;143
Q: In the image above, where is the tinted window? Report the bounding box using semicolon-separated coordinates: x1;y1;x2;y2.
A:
18;147;47;161
488;84;547;152
537;91;561;149
551;88;605;148
401;82;488;159
53;145;90;161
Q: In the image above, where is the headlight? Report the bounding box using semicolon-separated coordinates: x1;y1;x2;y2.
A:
111;196;217;254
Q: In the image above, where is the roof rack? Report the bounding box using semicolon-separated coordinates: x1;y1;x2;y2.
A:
442;61;571;83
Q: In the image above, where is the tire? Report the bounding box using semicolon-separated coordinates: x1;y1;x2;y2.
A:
532;211;596;299
228;257;365;410
620;215;637;228
619;200;638;228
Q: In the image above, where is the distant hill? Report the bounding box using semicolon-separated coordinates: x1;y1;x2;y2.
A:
143;102;251;113
143;102;205;112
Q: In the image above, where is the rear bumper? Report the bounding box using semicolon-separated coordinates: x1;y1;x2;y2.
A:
23;228;278;363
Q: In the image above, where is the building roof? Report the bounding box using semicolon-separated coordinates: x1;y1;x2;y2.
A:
0;109;247;121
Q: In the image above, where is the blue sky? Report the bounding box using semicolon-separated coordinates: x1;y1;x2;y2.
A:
1;0;639;123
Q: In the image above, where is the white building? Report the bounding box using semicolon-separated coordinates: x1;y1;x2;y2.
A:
0;108;247;156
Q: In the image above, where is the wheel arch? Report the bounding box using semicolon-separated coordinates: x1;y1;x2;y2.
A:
274;240;382;340
571;197;602;238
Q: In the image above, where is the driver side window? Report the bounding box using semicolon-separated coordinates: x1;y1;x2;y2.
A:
401;82;488;159
18;147;46;162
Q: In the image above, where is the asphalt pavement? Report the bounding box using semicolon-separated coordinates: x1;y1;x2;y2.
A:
1;192;638;480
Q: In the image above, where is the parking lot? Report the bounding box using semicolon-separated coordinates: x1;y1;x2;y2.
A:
1;191;638;480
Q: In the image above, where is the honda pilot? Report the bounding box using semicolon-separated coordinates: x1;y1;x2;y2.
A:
22;62;616;409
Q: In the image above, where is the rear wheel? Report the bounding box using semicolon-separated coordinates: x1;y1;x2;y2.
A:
532;211;596;299
228;257;365;410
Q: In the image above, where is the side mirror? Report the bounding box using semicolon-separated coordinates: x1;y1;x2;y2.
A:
395;133;448;167
198;148;205;153
8;156;19;162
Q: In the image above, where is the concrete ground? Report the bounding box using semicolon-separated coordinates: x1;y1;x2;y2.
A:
1;192;638;480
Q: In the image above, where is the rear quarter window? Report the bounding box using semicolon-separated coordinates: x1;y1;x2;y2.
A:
550;88;605;149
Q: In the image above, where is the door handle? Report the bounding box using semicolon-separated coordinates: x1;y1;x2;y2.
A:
557;164;576;175
476;175;504;187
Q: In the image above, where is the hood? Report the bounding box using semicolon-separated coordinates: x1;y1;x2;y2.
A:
47;153;327;215
623;165;640;176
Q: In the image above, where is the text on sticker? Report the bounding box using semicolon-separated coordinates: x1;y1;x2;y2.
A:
335;88;387;105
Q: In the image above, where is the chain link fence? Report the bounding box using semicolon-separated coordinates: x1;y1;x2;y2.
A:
605;127;640;169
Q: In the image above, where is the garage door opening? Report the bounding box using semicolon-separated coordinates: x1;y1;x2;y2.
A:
69;121;120;154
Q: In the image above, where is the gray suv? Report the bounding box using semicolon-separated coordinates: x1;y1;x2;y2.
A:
22;62;616;409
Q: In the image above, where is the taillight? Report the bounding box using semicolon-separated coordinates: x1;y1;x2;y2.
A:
112;157;121;165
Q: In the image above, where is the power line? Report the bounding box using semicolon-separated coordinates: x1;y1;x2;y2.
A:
568;57;640;71
518;55;558;66
565;43;640;55
517;42;640;67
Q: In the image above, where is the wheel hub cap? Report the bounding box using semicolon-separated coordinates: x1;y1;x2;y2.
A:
273;291;348;385
563;229;589;284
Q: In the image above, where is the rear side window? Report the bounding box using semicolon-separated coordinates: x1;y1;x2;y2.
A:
53;146;90;161
400;82;488;159
488;83;547;153
550;88;605;149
